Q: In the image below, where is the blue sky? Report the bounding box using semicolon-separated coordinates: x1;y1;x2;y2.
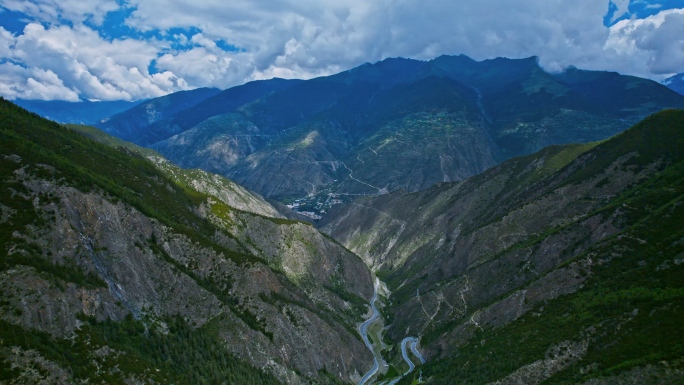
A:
0;0;682;101
605;0;684;24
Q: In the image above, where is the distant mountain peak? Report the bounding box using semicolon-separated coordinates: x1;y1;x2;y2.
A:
93;55;684;214
664;73;684;96
12;98;142;125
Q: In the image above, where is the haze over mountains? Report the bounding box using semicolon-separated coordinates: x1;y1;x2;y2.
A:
97;87;221;143
12;99;140;126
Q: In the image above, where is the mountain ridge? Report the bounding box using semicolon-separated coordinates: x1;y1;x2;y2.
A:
119;55;684;213
97;87;221;144
664;73;684;96
0;98;374;384
321;109;684;384
13;98;141;125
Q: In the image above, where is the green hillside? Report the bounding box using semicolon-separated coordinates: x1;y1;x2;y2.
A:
0;97;372;384
0;97;280;383
139;56;684;213
412;114;684;384
322;110;684;384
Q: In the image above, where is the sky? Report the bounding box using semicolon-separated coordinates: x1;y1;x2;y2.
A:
0;0;682;102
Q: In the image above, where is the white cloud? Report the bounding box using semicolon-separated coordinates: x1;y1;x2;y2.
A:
156;45;237;86
0;62;79;100
0;0;118;25
2;0;684;100
1;22;191;100
120;1;595;83
122;0;621;81
606;8;684;75
0;26;15;57
609;0;631;22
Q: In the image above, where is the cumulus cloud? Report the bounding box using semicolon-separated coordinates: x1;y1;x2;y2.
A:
1;22;191;100
0;0;118;25
125;0;617;82
0;62;79;100
155;43;237;87
1;0;683;101
126;0;684;81
124;0;625;79
606;8;684;75
0;25;14;57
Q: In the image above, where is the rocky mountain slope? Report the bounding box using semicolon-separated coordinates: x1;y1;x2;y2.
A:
320;110;684;384
99;55;684;210
0;98;374;384
71;124;283;219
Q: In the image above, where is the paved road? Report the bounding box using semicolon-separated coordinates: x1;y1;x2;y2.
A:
406;337;425;365
358;278;381;385
387;337;425;385
357;279;426;385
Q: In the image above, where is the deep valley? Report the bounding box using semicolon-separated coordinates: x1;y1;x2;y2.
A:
3;55;684;385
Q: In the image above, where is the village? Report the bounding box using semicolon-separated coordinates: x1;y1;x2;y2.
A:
285;192;348;220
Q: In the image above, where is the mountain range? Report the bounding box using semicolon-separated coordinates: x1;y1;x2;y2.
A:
12;99;141;126
3;53;684;385
90;56;684;217
97;87;222;144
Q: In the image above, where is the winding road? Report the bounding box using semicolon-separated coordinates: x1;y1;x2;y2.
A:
358;278;426;385
358;278;381;385
384;337;426;385
401;337;426;371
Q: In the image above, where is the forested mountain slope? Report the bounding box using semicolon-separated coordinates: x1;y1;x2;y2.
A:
321;110;684;384
0;98;374;384
139;56;684;210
